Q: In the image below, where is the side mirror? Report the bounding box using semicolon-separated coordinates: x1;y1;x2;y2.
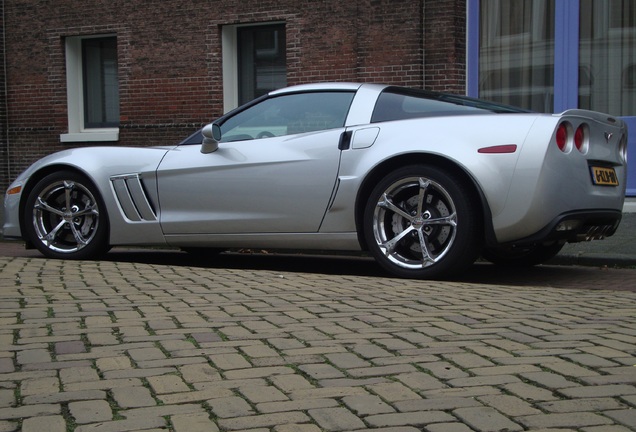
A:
201;123;222;154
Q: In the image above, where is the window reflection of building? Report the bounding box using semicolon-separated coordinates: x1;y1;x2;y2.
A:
478;0;635;118
478;0;555;113
238;25;287;105
579;0;635;117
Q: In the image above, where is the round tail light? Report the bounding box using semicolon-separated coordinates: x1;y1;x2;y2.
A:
574;124;588;153
556;123;569;152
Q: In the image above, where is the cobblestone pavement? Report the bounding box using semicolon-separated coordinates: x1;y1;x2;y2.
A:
0;252;635;432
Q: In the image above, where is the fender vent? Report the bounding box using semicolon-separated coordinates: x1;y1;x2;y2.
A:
110;174;157;221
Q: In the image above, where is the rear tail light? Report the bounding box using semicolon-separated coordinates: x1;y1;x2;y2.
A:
556;122;571;152
556;122;590;153
574;124;589;153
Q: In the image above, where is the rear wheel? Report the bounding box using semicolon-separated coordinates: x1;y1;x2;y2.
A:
23;171;109;260
482;243;564;267
363;165;482;279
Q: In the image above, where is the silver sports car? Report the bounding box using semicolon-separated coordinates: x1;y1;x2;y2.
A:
3;83;628;279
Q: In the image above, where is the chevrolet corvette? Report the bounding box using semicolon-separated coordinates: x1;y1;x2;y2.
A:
3;83;628;279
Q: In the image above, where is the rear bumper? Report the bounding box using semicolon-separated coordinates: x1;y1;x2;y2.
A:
504;209;622;247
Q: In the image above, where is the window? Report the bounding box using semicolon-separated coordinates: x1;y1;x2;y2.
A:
579;0;636;116
371;88;526;123
82;38;119;128
219;92;354;142
478;0;555;113
222;23;287;113
238;25;287;104
61;35;119;142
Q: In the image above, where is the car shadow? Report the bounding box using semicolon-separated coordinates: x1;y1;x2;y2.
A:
100;248;631;291
3;243;631;291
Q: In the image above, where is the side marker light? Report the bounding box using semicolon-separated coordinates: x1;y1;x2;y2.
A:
478;145;518;154
7;186;22;195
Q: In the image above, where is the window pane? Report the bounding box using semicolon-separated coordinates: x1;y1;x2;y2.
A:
238;25;287;104
82;37;119;128
579;0;636;116
220;92;354;141
479;0;555;112
371;88;526;123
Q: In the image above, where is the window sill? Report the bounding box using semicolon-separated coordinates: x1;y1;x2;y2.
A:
60;130;119;143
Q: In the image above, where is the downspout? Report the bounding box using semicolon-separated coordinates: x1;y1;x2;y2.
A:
1;1;9;186
422;0;425;88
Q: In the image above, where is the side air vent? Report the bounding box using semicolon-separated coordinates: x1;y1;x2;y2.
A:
110;174;157;221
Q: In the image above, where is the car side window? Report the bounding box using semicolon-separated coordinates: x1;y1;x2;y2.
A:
371;88;528;123
219;91;355;142
371;90;484;123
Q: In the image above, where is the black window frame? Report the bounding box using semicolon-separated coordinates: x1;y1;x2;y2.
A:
81;37;120;129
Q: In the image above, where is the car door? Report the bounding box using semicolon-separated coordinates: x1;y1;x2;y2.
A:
156;91;356;235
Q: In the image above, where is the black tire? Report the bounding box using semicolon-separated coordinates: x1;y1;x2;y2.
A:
23;171;109;260
363;165;482;279
482;243;564;267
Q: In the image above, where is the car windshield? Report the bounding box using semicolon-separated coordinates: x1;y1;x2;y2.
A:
371;87;529;123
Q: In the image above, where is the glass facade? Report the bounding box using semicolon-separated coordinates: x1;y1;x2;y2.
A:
478;0;555;113
579;0;635;117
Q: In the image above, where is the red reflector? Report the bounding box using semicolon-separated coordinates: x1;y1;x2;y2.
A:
478;145;517;154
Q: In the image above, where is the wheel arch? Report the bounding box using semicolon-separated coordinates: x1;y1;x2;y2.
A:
354;153;496;250
18;164;110;248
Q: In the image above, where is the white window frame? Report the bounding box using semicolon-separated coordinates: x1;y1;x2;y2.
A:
222;25;240;113
60;34;119;143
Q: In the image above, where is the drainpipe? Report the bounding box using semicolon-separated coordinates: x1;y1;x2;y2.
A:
1;1;9;188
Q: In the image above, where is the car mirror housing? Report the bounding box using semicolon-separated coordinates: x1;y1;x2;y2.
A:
201;123;222;154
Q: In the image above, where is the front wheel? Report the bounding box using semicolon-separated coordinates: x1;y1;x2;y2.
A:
23;171;109;260
363;165;482;279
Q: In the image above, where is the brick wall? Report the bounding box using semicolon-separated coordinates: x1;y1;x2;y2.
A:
424;0;467;93
1;0;467;192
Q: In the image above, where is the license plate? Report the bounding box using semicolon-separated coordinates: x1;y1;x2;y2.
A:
591;166;619;186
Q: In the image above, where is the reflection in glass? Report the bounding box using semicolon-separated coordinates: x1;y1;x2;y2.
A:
579;0;635;116
479;0;555;112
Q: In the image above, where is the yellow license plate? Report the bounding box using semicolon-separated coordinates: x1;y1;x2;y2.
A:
591;166;619;186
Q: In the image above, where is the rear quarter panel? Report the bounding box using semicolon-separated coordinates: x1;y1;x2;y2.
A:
494;113;627;242
322;113;542;233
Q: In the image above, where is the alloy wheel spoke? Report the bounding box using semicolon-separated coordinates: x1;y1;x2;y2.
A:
72;202;99;218
380;225;415;256
69;223;89;248
417;227;435;265
63;180;76;211
423;212;457;228
378;193;413;222
42;219;67;245
416;178;430;216
35;197;64;217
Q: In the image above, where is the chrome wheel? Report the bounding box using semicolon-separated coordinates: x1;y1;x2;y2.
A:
364;165;481;279
25;172;109;259
373;176;457;269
